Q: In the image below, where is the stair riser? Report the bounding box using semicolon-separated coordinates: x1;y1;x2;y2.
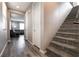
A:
50;43;79;56
65;19;75;22
46;49;61;57
60;28;79;30
63;19;78;23
62;19;77;24
53;38;79;47
60;24;79;28
56;33;79;39
63;21;74;24
59;29;78;33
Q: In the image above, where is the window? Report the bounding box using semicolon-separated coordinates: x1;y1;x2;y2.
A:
19;23;24;30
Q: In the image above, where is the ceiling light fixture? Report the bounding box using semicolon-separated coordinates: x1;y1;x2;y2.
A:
16;6;20;8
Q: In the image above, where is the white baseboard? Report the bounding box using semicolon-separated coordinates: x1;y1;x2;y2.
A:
0;41;8;57
39;49;47;54
26;39;34;45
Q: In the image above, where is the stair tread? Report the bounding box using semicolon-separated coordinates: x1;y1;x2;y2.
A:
51;41;77;50
57;32;79;35
47;46;72;57
55;36;78;42
60;28;78;30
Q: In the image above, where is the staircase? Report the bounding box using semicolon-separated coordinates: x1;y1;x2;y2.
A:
46;7;79;57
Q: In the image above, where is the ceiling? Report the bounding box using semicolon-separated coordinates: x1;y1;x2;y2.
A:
6;2;31;13
6;2;31;22
11;13;24;20
11;12;25;22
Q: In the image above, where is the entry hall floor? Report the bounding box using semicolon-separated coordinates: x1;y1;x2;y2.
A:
2;35;42;57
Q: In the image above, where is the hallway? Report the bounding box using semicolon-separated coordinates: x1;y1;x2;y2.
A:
2;35;41;57
1;2;79;57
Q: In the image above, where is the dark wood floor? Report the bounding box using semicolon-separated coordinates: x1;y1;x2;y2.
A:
2;35;41;57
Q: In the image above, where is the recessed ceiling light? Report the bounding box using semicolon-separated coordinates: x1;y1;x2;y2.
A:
16;6;20;8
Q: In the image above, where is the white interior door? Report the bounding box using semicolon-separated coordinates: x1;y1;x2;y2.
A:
32;3;41;48
28;10;32;42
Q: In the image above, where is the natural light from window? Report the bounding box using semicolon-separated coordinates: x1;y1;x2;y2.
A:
20;23;24;30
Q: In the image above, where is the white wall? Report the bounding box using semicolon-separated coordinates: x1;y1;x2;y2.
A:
24;11;28;40
0;2;9;56
24;5;32;42
7;10;10;40
41;2;73;51
32;2;43;48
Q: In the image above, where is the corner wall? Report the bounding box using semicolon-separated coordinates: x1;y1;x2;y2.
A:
41;2;73;51
0;2;9;56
